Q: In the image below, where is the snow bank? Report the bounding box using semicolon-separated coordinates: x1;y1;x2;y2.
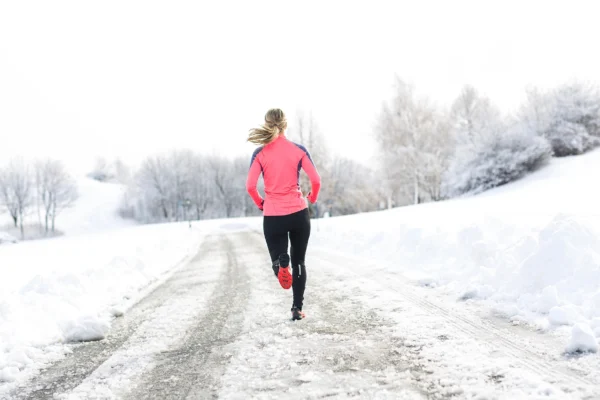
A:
0;233;17;245
566;324;598;354
0;222;202;391
312;149;600;340
62;315;111;343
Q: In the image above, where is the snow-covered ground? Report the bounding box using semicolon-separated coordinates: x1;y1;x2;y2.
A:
2;150;600;398
0;178;200;393
311;148;600;354
0;223;204;384
11;229;600;399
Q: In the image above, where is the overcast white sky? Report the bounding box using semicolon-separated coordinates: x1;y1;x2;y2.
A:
1;0;600;175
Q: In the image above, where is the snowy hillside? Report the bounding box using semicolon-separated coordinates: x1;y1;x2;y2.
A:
312;148;600;346
0;178;135;240
50;178;136;236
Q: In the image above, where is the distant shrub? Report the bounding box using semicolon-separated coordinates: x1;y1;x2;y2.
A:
443;126;552;197
521;83;600;157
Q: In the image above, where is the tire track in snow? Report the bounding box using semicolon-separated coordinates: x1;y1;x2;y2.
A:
311;247;600;398
10;235;218;400
124;232;253;400
215;231;426;399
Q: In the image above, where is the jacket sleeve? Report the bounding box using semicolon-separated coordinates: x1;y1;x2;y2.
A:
301;152;321;204
246;155;264;210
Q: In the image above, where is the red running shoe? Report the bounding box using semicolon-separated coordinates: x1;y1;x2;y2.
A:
278;265;293;289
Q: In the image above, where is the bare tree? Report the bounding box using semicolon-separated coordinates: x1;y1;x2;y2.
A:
167;150;195;221
189;156;213;220
136;155;172;220
233;156;251;217
289;111;330;217
420;115;453;201
323;156;380;216
0;159;33;238
0;170;19;228
375;78;451;206
208;155;242;218
36;159;78;233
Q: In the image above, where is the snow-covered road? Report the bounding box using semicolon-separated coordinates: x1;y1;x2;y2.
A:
8;230;600;399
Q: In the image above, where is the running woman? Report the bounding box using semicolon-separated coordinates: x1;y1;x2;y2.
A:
246;108;321;321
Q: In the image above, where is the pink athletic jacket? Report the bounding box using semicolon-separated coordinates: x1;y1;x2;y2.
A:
246;135;321;216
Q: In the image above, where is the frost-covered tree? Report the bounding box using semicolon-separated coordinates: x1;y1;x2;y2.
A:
323;156;380;216
35;159;78;233
444;88;552;197
132;151;198;222
167;150;196;220
188;156;214;220
375;78;452;206
113;158;132;185
0;159;33;238
450;85;503;145
208;155;244;218
128;151;248;222
443;125;551;197
135;154;172;221
520;82;600;156
125;120;380;222
289;111;331;217
0;170;19;228
88;157;115;182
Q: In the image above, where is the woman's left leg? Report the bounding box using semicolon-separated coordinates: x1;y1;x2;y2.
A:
263;215;290;265
263;215;293;288
289;209;311;311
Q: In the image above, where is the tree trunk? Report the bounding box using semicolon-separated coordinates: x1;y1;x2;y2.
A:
161;201;168;219
46;193;52;233
414;173;420;205
12;214;17;227
37;194;42;230
51;203;56;232
19;211;24;239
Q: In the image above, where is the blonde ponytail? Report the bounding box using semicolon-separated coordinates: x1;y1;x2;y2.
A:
247;108;288;145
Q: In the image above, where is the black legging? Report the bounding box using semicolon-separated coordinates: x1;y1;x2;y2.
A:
263;208;311;310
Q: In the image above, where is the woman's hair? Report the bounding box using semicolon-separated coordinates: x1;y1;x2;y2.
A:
247;108;288;145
